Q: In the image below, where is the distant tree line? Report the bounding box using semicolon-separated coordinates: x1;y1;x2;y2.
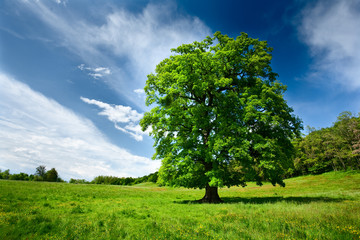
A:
0;165;158;186
0;166;64;182
69;172;158;185
290;111;360;176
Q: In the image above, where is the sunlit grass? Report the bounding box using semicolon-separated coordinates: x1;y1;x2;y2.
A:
0;171;359;239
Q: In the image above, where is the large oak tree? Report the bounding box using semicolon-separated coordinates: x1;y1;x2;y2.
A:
141;32;302;203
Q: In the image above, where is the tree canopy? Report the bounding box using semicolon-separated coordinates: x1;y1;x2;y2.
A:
140;32;302;202
35;165;46;178
45;168;59;182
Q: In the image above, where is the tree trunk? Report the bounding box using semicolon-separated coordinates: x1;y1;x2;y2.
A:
198;184;223;203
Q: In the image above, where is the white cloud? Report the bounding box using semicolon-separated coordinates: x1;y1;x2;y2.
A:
54;0;66;5
93;4;210;79
0;73;160;180
78;64;111;79
80;97;150;141
134;88;145;95
299;0;360;90
115;124;144;142
18;1;211;108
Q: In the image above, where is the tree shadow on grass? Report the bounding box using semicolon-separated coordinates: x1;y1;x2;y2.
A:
174;196;345;204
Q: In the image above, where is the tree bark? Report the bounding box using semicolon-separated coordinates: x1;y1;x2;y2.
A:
198;184;223;203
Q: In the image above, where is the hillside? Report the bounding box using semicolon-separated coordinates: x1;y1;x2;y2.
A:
0;171;359;239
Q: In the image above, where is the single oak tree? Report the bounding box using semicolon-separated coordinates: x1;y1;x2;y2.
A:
140;32;302;203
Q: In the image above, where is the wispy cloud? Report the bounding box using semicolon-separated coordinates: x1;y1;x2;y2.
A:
80;97;150;141
18;0;211;108
0;26;25;40
78;64;111;79
299;0;360;90
0;73;159;180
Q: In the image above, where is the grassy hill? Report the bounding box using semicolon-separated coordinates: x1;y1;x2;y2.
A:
1;171;359;239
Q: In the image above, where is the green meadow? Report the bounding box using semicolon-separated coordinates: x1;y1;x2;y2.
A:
1;171;359;240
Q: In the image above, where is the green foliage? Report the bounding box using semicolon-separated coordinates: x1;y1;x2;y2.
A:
0;172;359;239
92;175;135;185
90;172;158;186
294;112;360;175
35;165;46;178
0;170;34;181
69;178;90;184
33;175;44;181
147;172;159;183
0;166;64;183
9;172;33;181
0;169;10;179
0;167;157;185
141;32;302;190
45;168;59;182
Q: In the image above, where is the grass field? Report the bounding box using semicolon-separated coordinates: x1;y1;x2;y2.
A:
1;171;359;240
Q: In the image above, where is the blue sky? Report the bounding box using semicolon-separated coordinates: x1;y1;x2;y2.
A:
1;0;360;180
